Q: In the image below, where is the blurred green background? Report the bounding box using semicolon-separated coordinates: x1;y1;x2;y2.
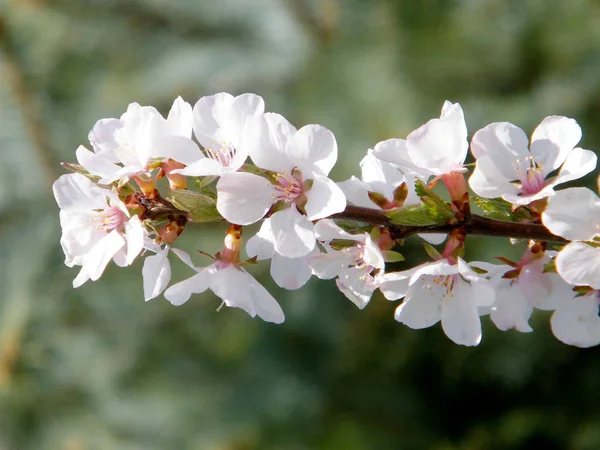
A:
2;0;600;449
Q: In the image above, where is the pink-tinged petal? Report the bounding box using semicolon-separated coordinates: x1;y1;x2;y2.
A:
542;187;600;241
372;138;423;176
88;118;122;160
113;249;127;267
76;145;121;180
270;252;313;290
192;93;234;148
313;219;360;242
164;268;213;306
244;269;285;323
270;208;316;258
53;173;108;211
440;101;467;139
530;116;582;174
304;175;346;221
124;216;145;265
72;267;91;288
395;279;443;328
209;266;256;314
441;281;482;346
83;230;126;282
166;96;193;138
490;285;533;332
246;219;276;260
151;135;201;165
246;113;296;172
551;294;600;348
503;184;556;207
469;154;520;199
142;247;171;301
359;150;406;200
470;122;530;181
287;124;338;176
337;177;376;209
100;165;144;185
176;158;225;177
216;172;273;225
556;242;600;289
552;148;597;187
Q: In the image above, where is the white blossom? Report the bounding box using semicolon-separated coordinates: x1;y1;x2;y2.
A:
469;116;596;206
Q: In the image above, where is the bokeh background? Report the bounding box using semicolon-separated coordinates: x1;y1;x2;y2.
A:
2;0;600;449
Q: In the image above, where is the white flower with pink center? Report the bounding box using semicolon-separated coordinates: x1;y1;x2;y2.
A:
309;220;385;309
379;258;495;346
469;116;596;206
164;225;284;323
371;101;468;180
216;112;346;258
171;93;265;177
76;97;199;191
53;173;145;287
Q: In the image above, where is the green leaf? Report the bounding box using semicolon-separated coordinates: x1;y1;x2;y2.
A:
423;242;442;260
168;189;222;223
471;196;531;222
384;204;442;226
383;250;405;262
414;179;455;220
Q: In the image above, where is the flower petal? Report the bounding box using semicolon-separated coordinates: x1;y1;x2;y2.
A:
246;113;296;172
542;187;600;241
53;173;108;211
337;177;376;209
304;175;347;221
142;247;172;301
441;280;482;346
246;218;276;260
270;252;313;290
216;172;274;225
270;208;316;258
76;146;121;180
192;93;234;148
490;284;533;332
551;294;600;348
530;116;582;174
124;216;145;265
287;124;338;176
552;147;597;187
394;279;443;328
556;242;600;289
164;268;213;306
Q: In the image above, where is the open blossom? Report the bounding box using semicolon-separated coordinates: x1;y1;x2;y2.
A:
216;113;346;258
469;116;596;206
171;93;265;177
309;220;385;309
164;225;284;323
542;184;600;289
53;173;145;287
484;245;572;333
76;97;198;192
372;101;468;179
379;258;495;346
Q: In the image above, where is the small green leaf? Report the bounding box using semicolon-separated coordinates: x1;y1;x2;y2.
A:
384;204;441;226
415;179;455;220
383;250;405;262
423;242;442;260
168;189;221;223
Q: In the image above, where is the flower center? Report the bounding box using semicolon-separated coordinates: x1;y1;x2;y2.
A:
515;156;545;195
92;206;127;232
203;142;236;167
429;273;460;299
274;169;305;204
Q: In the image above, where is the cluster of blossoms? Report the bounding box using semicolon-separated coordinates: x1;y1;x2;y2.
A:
54;93;600;347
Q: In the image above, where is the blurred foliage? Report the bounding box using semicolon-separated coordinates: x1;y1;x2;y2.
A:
1;0;600;449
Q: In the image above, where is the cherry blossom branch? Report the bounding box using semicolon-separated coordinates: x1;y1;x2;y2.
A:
331;205;568;244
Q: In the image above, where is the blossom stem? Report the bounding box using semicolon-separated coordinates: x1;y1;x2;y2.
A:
331;205;568;244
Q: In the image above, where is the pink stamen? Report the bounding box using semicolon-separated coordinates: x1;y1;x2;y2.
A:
516;156;546;195
274;170;305;203
93;206;127;232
